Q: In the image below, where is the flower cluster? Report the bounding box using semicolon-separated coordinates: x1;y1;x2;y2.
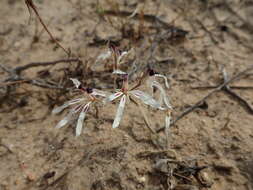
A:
52;45;172;136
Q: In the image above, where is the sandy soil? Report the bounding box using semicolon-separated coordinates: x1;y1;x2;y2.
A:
0;0;253;190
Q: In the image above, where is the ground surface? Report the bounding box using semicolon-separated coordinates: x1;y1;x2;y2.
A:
0;0;253;190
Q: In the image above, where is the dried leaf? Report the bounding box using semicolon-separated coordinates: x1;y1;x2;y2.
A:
112;95;127;128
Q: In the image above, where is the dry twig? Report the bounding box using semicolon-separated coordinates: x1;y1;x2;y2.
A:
0;58;80;90
103;10;173;29
157;64;253;132
25;0;70;55
191;85;253;90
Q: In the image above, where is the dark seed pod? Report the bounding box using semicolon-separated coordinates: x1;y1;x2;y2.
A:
148;68;155;76
86;87;93;94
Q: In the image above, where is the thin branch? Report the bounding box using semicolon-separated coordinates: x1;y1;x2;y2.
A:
103;10;174;29
0;80;29;87
1;58;80;90
191;85;253;90
25;0;70;55
157;64;253;132
195;18;219;44
27;79;67;90
14;58;80;74
222;68;253;114
0;63;12;73
0;78;67;89
223;87;253;114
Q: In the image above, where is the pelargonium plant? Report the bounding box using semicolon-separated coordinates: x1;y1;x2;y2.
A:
52;45;172;136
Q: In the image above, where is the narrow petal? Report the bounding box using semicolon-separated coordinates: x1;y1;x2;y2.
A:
112;95;127;128
70;78;81;88
130;90;161;109
165;115;171;142
96;50;112;62
91;89;108;97
151;81;172;109
52;98;85;114
118;51;128;64
75;103;90;136
154;74;169;89
128;6;139;18
165;115;171;132
103;92;123;103
112;69;127;75
55;112;73;129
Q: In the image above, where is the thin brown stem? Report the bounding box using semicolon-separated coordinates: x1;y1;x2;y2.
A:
25;0;70;55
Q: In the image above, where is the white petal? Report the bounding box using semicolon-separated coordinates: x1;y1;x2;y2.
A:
75;103;90;136
96;50;112;62
128;6;139;18
151;81;172;109
91;89;108;97
70;78;81;88
112;95;127;128
154;74;170;89
165;115;171;141
103;92;123;103
55;112;73;129
112;69;127;75
130;90;161;109
165;115;171;132
52;98;85;114
72;103;85;114
52;105;68;114
118;51;128;64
